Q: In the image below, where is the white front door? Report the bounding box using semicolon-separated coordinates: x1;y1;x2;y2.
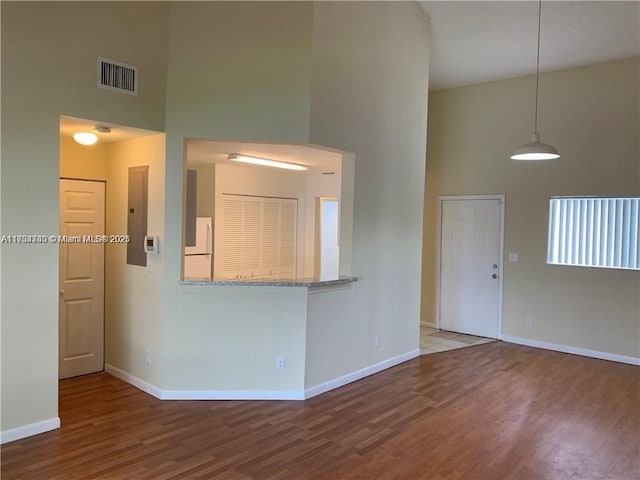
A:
439;197;503;338
59;179;105;379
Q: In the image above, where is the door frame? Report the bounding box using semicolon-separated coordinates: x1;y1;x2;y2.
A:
435;194;505;339
59;177;107;378
315;196;340;278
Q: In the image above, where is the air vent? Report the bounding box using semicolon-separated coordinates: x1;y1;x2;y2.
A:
97;57;138;96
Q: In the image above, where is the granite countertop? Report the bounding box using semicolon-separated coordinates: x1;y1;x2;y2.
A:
180;276;357;287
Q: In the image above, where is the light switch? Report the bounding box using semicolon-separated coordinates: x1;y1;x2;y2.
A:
509;253;519;263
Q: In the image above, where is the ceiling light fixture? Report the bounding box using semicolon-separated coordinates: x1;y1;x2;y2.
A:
73;132;98;146
511;0;559;161
227;153;307;171
72;125;112;146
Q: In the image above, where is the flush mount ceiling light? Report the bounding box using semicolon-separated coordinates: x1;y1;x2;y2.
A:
73;132;98;146
227;153;308;171
72;126;112;146
511;0;560;161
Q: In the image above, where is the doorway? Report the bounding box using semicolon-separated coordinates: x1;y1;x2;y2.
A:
437;196;504;339
59;179;105;379
317;197;340;280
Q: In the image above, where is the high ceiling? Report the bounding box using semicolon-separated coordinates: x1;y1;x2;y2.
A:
61;1;639;144
419;1;640;90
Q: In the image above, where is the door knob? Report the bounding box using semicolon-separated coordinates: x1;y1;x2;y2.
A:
492;274;498;279
492;264;498;269
59;290;64;295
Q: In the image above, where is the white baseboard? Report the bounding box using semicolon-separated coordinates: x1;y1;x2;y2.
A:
106;350;421;402
501;335;640;366
105;364;162;399
105;364;304;400
304;348;421;399
420;321;437;329
1;417;60;444
160;389;304;400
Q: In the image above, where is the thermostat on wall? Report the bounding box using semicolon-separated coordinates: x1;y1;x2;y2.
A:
144;236;160;254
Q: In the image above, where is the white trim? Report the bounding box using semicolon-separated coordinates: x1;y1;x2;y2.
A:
160;389;305;401
304;349;420;399
106;351;421;402
105;364;162;399
436;195;505;340
421;321;437;329
497;196;505;340
502;335;640;366
106;364;304;400
1;417;60;444
435;198;443;329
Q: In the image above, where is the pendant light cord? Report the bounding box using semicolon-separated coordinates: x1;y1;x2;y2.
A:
534;0;542;135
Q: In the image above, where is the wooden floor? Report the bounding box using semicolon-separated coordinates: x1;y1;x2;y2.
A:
2;342;639;480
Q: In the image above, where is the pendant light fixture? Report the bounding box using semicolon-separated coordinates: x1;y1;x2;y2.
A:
511;0;559;161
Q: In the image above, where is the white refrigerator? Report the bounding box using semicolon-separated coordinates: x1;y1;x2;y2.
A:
184;217;212;280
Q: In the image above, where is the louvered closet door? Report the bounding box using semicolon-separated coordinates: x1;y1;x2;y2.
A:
216;195;297;280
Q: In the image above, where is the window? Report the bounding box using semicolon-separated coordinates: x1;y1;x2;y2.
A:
547;197;640;270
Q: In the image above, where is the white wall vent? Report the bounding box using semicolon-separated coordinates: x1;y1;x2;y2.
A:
97;57;138;96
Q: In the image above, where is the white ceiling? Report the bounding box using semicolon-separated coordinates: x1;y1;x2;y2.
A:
61;2;638;145
187;140;344;174
60;116;160;143
419;1;640;90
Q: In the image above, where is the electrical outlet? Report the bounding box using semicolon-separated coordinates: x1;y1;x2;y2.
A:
145;350;152;365
276;355;285;371
526;316;533;327
374;336;382;349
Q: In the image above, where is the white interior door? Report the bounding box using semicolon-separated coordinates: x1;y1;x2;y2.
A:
59;179;105;379
439;197;503;338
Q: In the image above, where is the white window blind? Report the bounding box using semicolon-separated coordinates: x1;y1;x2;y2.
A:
547;197;640;270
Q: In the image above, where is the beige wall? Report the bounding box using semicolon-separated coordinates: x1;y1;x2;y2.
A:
161;1;429;392
422;58;640;358
161;1;314;391
60;136;109;181
306;1;430;385
2;0;431;436
105;134;166;387
1;1;169;434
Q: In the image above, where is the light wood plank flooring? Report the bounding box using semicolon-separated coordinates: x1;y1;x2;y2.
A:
420;326;494;354
2;342;639;479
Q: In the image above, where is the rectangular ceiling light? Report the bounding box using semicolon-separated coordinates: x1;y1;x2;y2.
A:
227;154;307;171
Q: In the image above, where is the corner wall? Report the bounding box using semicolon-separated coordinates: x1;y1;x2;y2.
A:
306;2;430;386
161;1;314;392
105;134;166;388
422;58;640;359
1;1;169;438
